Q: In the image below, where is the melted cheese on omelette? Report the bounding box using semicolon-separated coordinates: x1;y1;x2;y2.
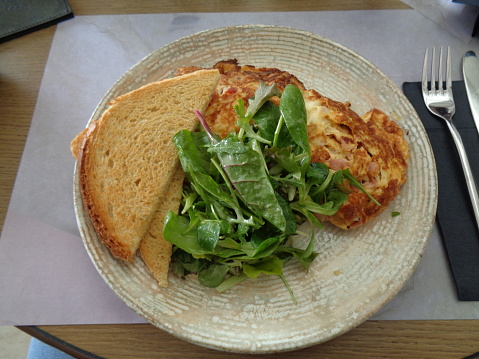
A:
176;59;305;138
303;90;409;229
176;60;409;229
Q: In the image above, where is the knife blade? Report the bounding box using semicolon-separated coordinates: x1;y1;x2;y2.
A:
463;50;479;137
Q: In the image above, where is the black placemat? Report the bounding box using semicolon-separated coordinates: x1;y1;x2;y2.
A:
0;0;73;43
403;81;479;301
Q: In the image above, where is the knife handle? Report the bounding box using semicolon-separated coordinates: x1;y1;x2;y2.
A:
445;120;479;235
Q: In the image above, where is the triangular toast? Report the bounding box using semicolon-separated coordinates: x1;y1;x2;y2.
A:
76;69;220;261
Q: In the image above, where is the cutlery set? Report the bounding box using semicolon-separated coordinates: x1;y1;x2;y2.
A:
422;47;479;233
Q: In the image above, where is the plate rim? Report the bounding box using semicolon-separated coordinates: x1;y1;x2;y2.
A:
74;24;438;353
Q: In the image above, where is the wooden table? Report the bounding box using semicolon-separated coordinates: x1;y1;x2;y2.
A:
2;1;479;358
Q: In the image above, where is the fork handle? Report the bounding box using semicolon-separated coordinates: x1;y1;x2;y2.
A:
445;120;479;233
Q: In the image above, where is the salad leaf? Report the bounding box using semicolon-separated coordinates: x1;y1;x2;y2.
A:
243;256;283;279
279;84;310;158
307;162;330;186
171;250;206;275
207;135;287;232
197;220;222;251
163;211;210;256
189;171;237;210
198;263;230;287
173;130;215;176
245;81;282;119
164;82;379;301
342;168;381;206
253;101;288;146
216;274;248;292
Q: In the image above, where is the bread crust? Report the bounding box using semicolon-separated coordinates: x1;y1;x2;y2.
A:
139;167;185;287
76;69;220;261
78;119;138;260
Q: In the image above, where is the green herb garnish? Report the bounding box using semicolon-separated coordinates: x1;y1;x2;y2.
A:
164;82;377;301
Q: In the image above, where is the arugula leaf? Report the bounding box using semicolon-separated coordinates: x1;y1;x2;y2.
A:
307;162;330;186
171;249;206;275
209;136;249;155
173;130;215;175
266;146;302;179
234;81;281;145
216;274;248;293
166;82;380;301
163;211;211;256
342;168;381;206
244;81;282;119
279;84;310;158
277;245;318;268
198;263;230;287
253;101;282;141
243;256;283;279
209;138;287;232
197;221;221;251
189;170;237;210
275;192;297;235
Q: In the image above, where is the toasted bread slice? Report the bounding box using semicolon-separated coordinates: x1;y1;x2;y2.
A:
71;128;89;159
77;69;220;261
139;167;184;287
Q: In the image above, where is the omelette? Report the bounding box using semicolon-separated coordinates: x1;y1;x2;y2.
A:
176;60;409;229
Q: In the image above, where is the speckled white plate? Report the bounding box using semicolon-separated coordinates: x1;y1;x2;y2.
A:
73;25;437;353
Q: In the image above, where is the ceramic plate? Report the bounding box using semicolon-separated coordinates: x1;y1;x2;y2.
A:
73;25;437;353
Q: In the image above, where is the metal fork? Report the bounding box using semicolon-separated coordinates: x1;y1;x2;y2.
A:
422;46;479;232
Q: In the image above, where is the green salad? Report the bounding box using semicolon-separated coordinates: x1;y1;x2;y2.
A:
163;82;378;301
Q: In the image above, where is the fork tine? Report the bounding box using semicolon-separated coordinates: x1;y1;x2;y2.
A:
446;46;452;91
431;47;436;92
438;46;444;90
422;48;429;93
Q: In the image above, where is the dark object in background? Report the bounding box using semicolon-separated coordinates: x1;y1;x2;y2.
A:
474;15;479;36
403;81;479;301
453;0;479;36
0;0;73;43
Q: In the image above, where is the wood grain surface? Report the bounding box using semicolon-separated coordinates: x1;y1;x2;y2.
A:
3;1;479;358
19;321;479;359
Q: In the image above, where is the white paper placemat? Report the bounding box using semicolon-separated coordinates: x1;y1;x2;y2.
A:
1;9;479;326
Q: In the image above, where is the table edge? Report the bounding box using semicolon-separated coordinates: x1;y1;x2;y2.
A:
18;326;102;359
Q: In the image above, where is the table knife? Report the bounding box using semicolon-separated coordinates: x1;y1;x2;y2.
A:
463;50;479;137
